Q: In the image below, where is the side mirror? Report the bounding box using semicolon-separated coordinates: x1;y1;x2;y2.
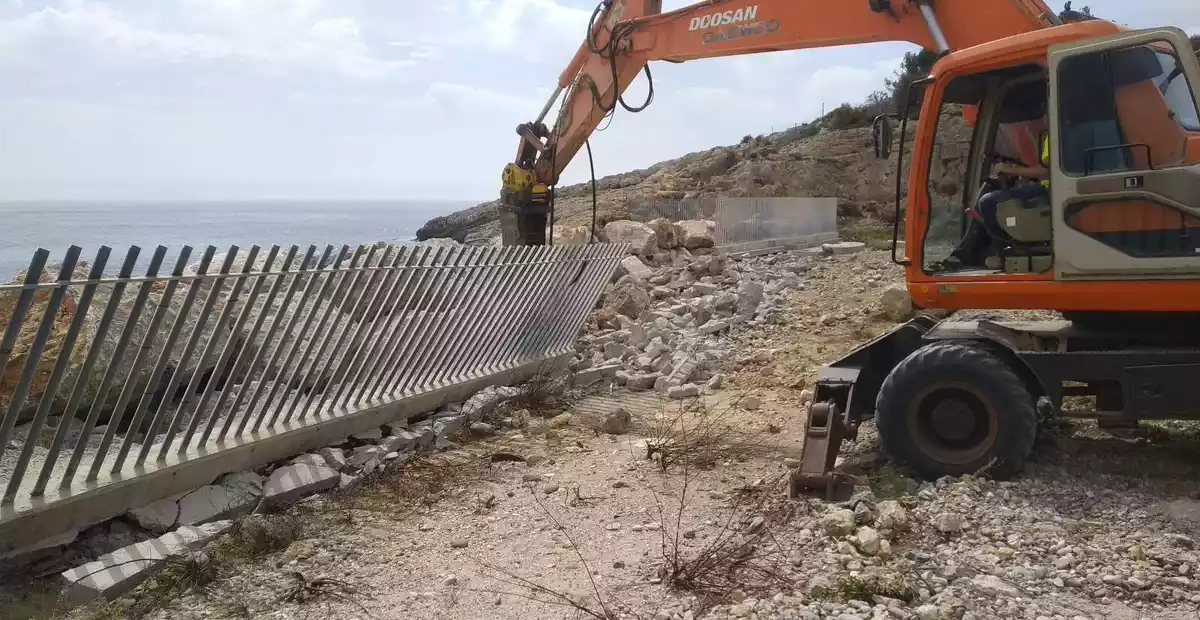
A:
872;114;894;160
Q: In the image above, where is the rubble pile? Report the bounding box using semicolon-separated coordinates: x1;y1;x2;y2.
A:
568;218;817;399
695;473;1200;620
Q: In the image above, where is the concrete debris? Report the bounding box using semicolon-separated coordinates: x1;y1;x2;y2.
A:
61;520;232;604
822;241;866;255
604;220;659;256
618;255;655;281
126;473;263;533
263;463;341;507
880;285;914;322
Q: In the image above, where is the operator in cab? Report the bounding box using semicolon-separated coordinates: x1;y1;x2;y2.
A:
947;121;1051;270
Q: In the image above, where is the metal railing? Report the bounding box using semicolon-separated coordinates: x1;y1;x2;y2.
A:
0;241;624;553
714;197;838;250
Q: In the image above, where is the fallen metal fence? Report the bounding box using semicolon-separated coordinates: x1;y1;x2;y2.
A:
714;197;838;252
0;241;624;554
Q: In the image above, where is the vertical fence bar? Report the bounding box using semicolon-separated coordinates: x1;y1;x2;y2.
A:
158;247;257;458
279;245;375;423
509;246;584;365
317;246;409;415
189;245;282;448
518;246;586;361
261;245;359;429
0;249;51;471
393;246;479;394
360;246;442;403
476;246;558;375
128;247;231;467
209;245;298;443
20;247;111;499
297;245;396;418
423;247;506;389
85;245;173;478
542;246;619;358
332;246;422;410
452;247;530;382
100;247;203;477
399;247;488;394
0;247;82;500
57;247;145;487
379;247;472;397
231;245;323;437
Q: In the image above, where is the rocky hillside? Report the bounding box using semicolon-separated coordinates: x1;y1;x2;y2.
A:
418;111;971;244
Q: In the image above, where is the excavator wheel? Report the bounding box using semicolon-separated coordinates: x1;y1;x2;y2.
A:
875;340;1038;480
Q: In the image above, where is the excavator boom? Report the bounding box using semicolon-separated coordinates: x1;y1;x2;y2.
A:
499;0;1060;244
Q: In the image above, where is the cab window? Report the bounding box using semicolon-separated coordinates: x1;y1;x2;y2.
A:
1057;40;1200;174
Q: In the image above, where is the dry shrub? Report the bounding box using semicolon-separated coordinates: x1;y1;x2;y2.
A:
642;396;765;472
351;452;493;518
507;359;574;414
212;513;305;561
653;469;801;607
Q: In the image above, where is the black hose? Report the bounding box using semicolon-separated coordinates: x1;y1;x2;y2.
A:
584;6;654;115
586;139;598;244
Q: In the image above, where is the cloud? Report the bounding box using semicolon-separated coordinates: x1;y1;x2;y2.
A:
0;1;411;79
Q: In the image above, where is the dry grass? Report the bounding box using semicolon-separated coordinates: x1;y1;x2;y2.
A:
210;513;305;562
640;395;767;473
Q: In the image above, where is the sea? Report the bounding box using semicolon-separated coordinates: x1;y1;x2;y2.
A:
0;200;478;280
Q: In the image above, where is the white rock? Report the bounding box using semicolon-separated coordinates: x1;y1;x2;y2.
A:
880;286;914;321
676;220;716;250
604;220;659;256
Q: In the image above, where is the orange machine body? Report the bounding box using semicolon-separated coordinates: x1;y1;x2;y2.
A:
901;20;1200;312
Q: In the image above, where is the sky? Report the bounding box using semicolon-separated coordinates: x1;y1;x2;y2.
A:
0;0;1196;202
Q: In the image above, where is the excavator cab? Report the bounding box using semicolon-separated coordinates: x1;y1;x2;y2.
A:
902;24;1200;291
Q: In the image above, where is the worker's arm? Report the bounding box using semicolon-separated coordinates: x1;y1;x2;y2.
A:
995;162;1049;180
527;0;1059;186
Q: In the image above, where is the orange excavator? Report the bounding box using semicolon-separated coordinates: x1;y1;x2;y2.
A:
498;0;1200;496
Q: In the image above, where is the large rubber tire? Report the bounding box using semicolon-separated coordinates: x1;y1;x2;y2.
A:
875;340;1038;480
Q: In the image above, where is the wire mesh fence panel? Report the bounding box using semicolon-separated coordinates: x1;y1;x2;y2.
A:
714;197;838;246
0;241;624;552
623;197;715;223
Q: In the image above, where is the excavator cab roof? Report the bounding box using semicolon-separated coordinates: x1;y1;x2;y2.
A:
930;19;1121;79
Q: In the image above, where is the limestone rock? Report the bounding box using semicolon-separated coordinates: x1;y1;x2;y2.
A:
602;407;632;435
880;285;914;322
603;220;658;256
552;225;591;245
676;220;716;249
603;276;651;320
647;218;679;249
821;508;857;537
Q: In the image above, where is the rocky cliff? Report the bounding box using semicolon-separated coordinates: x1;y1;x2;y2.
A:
417;111;971;244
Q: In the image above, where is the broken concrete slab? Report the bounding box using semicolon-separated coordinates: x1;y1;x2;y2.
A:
351;428;384;442
667;384;701;400
61;520;232;604
127;474;263;533
290;453;328;468
263;463;340;507
319;447;350;472
821;241;866;256
618;255;654;281
433;415;466;439
462;386;507;421
572;363;622;388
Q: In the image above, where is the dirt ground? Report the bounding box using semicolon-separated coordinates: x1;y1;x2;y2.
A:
11;249;1200;620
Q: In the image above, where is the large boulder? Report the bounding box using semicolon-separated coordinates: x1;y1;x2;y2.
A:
552;225;591;246
647;218;679;249
603;221;658;256
676;220;717;250
880;286;914;322
603;276;651;320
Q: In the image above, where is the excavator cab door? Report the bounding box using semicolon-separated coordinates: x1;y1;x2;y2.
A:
1047;27;1200;280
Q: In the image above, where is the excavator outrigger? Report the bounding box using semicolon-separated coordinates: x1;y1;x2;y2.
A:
499;0;1200;498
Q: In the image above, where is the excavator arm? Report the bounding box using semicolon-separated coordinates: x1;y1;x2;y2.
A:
498;0;1060;244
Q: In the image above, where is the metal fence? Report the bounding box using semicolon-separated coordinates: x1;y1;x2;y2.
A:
0;241;623;553
714;197;838;251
